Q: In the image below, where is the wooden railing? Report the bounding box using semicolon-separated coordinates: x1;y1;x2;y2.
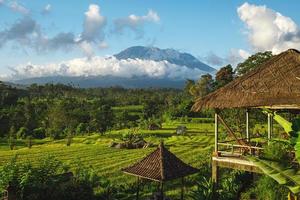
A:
217;142;264;157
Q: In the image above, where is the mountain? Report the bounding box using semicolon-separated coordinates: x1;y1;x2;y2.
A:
13;46;215;88
115;46;215;73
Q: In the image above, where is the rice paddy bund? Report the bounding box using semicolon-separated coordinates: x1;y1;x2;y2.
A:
0;121;215;185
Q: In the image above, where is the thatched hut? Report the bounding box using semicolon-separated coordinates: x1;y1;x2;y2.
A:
191;49;300;197
192;49;300;111
122;142;198;200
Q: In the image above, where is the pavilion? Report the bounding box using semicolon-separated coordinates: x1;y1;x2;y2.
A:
122;142;198;200
192;49;300;197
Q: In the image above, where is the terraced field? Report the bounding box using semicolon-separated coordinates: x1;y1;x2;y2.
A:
0;121;214;197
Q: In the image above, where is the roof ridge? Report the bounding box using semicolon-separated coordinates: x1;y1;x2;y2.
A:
159;141;165;181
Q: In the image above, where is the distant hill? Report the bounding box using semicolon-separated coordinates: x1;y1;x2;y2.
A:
14;75;186;88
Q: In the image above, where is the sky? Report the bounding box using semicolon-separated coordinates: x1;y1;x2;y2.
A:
1;0;300;80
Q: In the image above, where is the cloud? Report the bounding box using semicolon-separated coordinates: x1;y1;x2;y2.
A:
80;4;106;42
9;1;30;15
42;4;51;15
113;9;160;38
0;4;108;57
6;56;205;81
238;2;300;54
0;17;39;48
203;49;250;67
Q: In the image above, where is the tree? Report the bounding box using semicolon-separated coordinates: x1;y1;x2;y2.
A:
235;51;273;76
90;105;114;135
215;64;234;89
142;98;161;119
184;79;195;94
189;74;214;97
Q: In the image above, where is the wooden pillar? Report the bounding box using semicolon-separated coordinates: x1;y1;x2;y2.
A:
268;113;273;141
180;177;184;200
212;160;219;199
246;109;250;142
215;112;219;152
136;177;140;200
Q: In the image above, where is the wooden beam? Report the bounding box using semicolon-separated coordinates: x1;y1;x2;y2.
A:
215;113;218;152
212;160;219;200
217;114;249;147
268;113;273;140
246;109;250;142
212;156;262;174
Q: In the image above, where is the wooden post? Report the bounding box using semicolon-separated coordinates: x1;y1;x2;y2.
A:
212;160;219;199
136;177;140;200
181;177;184;200
246;109;250;142
215;112;218;153
268;113;273;141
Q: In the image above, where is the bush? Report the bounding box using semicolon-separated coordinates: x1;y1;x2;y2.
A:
190;118;214;124
16;127;29;139
262;140;293;163
33;127;46;139
254;176;288;200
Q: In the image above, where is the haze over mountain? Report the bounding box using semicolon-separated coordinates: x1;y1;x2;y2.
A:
12;46;215;88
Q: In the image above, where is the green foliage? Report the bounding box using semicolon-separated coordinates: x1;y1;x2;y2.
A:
262;140;293;163
254;176;289;200
121;128;143;144
16;127;29;139
215;64;234;89
0;155;102;200
32;127;46;139
189;177;214;200
235;51;273;76
7;136;16;150
189;74;214;97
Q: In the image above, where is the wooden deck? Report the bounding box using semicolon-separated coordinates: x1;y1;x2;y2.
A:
212;155;262;173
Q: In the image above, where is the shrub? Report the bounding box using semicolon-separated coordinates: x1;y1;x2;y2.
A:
16;127;29;139
262;140;293;163
33;127;46;139
254;176;288;200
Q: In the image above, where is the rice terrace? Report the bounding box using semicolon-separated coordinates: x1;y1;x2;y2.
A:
1;1;300;200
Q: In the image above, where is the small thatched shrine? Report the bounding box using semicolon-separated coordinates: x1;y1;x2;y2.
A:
122;142;198;200
191;49;300;197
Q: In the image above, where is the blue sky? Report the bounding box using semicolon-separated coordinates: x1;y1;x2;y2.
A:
1;0;300;80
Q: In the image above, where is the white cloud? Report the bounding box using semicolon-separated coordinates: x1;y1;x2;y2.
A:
114;9;160;38
238;2;300;54
81;4;106;42
79;41;94;57
6;56;205;81
9;1;30;15
203;49;250;67
42;4;51;15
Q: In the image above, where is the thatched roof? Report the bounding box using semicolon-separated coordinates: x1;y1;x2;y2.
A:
121;142;198;182
192;49;300;111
